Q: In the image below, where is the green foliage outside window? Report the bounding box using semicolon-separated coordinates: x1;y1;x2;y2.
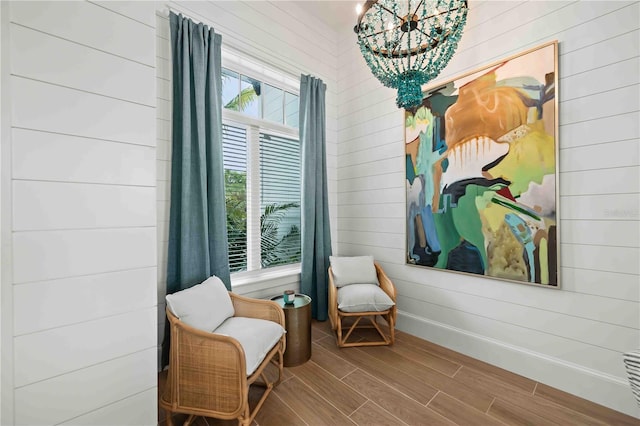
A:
224;169;301;272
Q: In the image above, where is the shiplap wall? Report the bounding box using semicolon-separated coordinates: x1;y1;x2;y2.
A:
1;1;157;424
337;0;640;417
155;1;338;364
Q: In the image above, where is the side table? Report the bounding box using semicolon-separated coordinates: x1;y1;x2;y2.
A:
270;293;312;367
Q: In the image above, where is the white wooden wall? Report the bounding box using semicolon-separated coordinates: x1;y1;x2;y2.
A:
155;1;338;365
1;1;157;424
336;0;640;417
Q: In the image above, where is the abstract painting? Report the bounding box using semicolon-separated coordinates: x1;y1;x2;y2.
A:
405;41;559;287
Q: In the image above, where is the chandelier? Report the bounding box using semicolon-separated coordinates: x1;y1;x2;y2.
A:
354;0;468;109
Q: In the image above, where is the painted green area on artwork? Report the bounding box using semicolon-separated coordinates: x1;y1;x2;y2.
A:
488;123;555;196
451;185;488;269
433;200;460;269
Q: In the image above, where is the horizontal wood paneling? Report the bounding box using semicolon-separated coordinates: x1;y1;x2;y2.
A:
62;387;157;426
561;220;640;247
14;307;156;387
560;111;639;149
560;166;639;196
561;193;639;221
394;279;638;352
384;262;638;328
560;267;639;300
559;57;639;101
338;202;404;219
9;0;155;66
560;139;639;172
397;294;628;379
561;244;639;275
11;77;155;146
560;30;639;77
10;24;154;106
560;85;639;124
337;188;404;206
13;267;156;336
91;1;156;27
337;217;405;233
14;348;156;425
12;128;156;186
13;228;156;284
13;180;155;231
4;1;158;424
337;172;404;193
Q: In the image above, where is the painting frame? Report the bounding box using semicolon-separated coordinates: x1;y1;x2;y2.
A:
404;40;560;288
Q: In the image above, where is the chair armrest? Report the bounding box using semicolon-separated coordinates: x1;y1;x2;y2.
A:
375;262;396;302
328;267;338;328
164;309;247;415
230;292;285;327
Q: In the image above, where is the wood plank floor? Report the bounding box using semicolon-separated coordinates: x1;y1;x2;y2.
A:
158;320;639;426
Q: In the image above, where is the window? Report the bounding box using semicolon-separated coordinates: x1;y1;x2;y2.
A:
222;67;301;275
222;67;299;128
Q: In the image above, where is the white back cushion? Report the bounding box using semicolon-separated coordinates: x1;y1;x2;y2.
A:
330;255;378;287
165;275;234;332
215;317;285;375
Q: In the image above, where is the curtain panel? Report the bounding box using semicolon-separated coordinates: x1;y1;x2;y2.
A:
300;74;332;321
163;12;231;366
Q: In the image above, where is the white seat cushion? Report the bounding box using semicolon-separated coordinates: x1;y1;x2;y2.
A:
165;275;234;332
330;255;379;287
338;283;395;313
215;317;285;375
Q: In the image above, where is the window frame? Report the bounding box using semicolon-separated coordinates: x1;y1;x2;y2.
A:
221;78;301;289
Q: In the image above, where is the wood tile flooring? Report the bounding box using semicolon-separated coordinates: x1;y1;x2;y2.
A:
158;320;639;426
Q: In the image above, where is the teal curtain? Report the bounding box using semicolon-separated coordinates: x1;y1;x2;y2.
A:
163;12;230;366
300;75;332;321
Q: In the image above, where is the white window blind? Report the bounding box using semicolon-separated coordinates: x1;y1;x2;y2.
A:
259;133;301;268
222;124;248;273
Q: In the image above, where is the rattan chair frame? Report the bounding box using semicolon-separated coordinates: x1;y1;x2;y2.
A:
328;262;397;348
160;292;285;426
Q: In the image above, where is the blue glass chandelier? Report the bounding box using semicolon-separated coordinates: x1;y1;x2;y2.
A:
354;0;468;109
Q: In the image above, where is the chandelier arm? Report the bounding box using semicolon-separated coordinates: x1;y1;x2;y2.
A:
417;28;439;44
391;31;407;56
362;23;403;39
411;0;425;17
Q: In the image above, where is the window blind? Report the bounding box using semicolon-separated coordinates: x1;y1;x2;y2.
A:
223;124;248;272
259;133;301;268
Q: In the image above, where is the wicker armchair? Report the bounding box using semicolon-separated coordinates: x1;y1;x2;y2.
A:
160;279;285;426
328;259;397;348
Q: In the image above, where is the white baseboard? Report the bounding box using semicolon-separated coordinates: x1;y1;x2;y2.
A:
396;311;640;419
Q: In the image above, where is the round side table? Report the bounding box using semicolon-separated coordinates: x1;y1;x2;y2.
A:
271;293;312;367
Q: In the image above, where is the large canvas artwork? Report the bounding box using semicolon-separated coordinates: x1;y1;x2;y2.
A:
405;41;559;287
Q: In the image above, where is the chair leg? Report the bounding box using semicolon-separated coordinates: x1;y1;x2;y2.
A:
165;411;174;426
238;405;251;426
341;316;364;345
335;313;395;347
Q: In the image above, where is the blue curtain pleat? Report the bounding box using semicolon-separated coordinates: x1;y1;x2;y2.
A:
162;12;230;366
300;75;332;321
